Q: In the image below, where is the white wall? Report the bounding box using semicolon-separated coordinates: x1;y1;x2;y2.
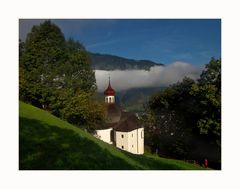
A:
127;130;138;154
137;128;144;154
115;131;128;151
95;127;144;154
115;128;144;154
95;128;113;144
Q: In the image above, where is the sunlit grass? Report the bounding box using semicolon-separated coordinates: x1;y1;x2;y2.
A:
19;101;207;170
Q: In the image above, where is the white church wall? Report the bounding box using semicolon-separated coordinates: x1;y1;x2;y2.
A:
95;128;113;144
127;129;144;154
115;129;144;154
115;131;129;151
127;130;138;154
137;128;144;154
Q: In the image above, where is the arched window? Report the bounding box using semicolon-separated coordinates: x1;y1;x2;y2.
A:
109;97;111;103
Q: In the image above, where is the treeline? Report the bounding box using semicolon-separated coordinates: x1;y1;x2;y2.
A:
19;20;106;131
142;58;221;169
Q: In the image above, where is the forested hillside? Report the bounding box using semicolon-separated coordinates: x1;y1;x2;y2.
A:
116;87;165;112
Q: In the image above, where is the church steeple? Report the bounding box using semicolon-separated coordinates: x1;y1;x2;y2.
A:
108;75;111;89
104;75;115;103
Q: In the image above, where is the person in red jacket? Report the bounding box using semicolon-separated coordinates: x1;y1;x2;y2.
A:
204;158;208;168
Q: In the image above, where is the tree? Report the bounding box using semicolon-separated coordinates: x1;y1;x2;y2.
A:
143;77;196;158
19;20;66;108
190;58;221;143
19;39;25;58
61;91;106;132
142;108;191;158
144;58;221;167
61;39;96;92
198;57;221;88
19;21;96;107
19;20;103;132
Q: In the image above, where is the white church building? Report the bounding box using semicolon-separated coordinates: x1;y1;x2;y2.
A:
95;78;144;154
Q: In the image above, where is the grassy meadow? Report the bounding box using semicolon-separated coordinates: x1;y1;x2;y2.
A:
19;101;208;170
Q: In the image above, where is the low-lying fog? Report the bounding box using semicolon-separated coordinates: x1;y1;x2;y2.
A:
95;61;204;92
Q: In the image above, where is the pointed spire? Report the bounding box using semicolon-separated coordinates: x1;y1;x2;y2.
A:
108;73;111;86
104;73;115;96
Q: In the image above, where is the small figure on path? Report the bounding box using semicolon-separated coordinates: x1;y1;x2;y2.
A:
204;158;208;168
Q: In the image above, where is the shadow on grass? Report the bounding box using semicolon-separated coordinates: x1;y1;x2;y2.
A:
19;117;205;170
124;152;204;170
122;151;181;170
19;117;136;170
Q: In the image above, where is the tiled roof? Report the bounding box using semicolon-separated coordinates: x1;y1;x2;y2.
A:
99;81;142;131
114;112;142;132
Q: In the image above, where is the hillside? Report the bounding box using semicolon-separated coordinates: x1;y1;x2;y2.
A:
117;87;166;112
19;101;207;170
98;87;166;112
89;52;164;70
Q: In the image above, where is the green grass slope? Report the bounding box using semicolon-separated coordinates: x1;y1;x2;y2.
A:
19;101;207;170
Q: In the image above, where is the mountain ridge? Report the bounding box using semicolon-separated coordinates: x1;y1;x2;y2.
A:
89;52;164;70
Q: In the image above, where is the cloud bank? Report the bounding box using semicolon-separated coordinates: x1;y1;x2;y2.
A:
95;62;204;92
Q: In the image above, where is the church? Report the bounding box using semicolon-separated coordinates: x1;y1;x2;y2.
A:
95;78;144;154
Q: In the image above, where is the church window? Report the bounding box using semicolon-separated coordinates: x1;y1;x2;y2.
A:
132;145;133;148
132;134;133;137
122;145;124;149
109;97;111;103
121;134;124;138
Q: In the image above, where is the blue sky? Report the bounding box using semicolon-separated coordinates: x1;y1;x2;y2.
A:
20;19;221;65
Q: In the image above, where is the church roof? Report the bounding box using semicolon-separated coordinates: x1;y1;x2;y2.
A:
114;112;142;132
106;103;122;123
101;111;142;132
104;80;115;96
